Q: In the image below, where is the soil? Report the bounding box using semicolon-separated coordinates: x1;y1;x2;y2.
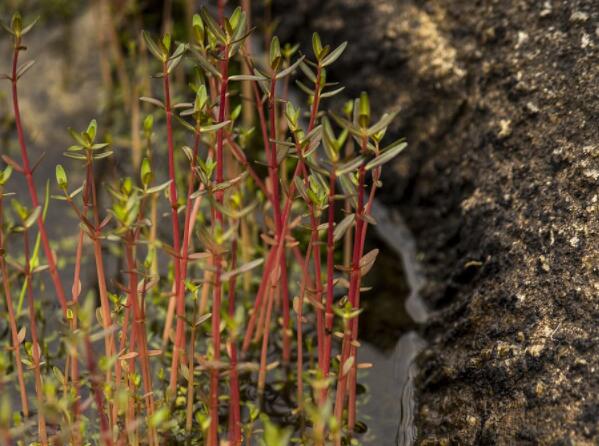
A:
272;0;599;444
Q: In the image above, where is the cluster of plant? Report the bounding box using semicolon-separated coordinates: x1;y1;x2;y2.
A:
0;4;406;445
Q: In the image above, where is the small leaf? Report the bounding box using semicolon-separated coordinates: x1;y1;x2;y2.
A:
20;16;40;36
200;7;226;42
194;313;212;327
342;356;355;376
365;141;407;170
274;55;305;80
92;151;113;160
321;41;347;67
140;157;153;186
139;96;165;109
55;164;68;189
360;248;379;277
145;180;172;195
17;326;26;344
270;36;281;69
67;128;88;147
167;43;186;73
143;30;165;61
24;206;41;229
189;47;222;78
228;74;268;82
333;213;355;242
200;120;231;133
221;258;264;281
367;108;400;136
320;86;345;99
336;156;365;176
16;60;35;79
312;32;323;59
119;351;139;361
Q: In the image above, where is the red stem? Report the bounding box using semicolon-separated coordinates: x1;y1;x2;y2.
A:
10;37;67;313
124;236;156;442
323;170;336;379
164;63;184;391
208;42;230;446
0;200;29;417
23;231;48;445
85;336;113;446
227;240;241;446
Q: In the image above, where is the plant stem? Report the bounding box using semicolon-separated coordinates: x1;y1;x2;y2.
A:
85;152;117;416
0;200;29;417
85;335;113;446
347;166;381;429
296;241;314;413
164;61;184;392
323;170;336;383
23;230;48;445
227;240;241;446
266;76;292;363
208;42;230;446
124;236;157;444
10;36;67;314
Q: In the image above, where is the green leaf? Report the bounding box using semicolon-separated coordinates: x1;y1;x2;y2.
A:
0;166;12;186
192;14;205;44
200;8;226;43
200;120;231;133
320;86;345;99
221;258;264;281
365;141;407;170
143;30;166;61
299;61;316;83
359;91;370;127
321;41;347;67
329;111;361;137
92;151;113;160
274;55;305;80
228;74;268;82
20;16;40;36
11;13;22;36
67;128;88;147
86;119;97;142
24;206;40;229
0;21;14;36
63;152;87;160
336;156;364;176
312;32;323;59
189;47;222;79
140;158;153;187
139;96;165;109
145;180;172;195
367;108;400;136
167;43;186;74
55;164;68;189
16;60;35;79
270;36;281;69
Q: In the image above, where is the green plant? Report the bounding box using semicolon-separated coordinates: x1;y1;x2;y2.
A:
0;4;406;445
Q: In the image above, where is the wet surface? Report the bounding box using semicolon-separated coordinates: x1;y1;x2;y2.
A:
358;202;428;446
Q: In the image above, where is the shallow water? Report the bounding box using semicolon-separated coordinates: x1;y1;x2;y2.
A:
358;202;428;445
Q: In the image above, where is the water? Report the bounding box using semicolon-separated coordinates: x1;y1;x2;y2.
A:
358;202;428;445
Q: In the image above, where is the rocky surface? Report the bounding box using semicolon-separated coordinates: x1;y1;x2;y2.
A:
273;0;599;443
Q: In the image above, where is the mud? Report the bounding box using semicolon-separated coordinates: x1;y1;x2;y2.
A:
272;0;599;444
